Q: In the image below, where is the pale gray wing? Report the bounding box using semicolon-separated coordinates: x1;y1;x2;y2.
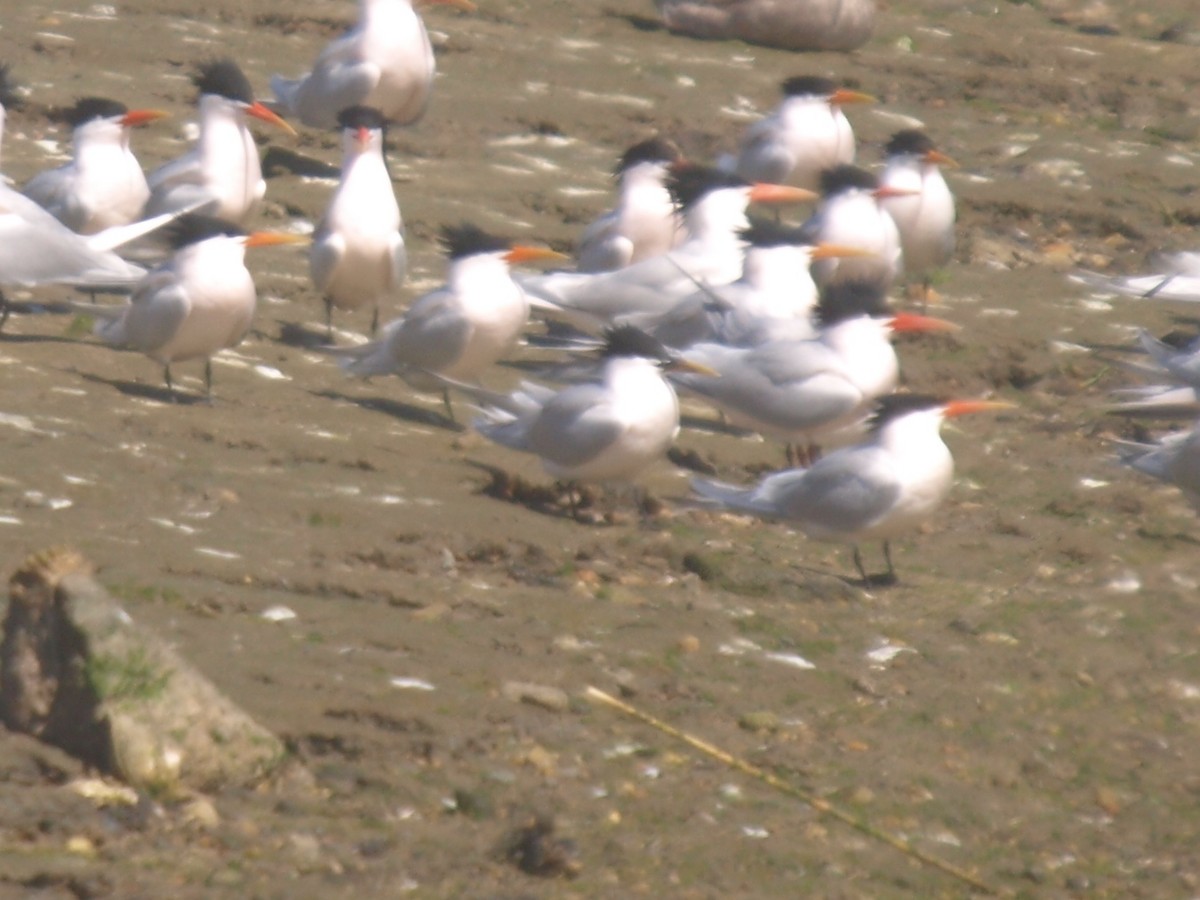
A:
767;446;902;536
388;231;407;288
309;227;344;295
734;116;792;184
576;211;633;273
22;167;89;232
386;289;470;373
525;383;625;468
97;271;189;353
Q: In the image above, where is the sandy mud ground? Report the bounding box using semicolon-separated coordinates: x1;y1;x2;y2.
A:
1;0;1200;896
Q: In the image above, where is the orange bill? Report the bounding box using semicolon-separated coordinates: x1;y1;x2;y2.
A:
809;243;877;261
244;231;310;249
830;89;875;106
749;183;818;205
246;101;297;136
888;312;960;334
121;108;170;128
943;399;1016;418
504;245;568;265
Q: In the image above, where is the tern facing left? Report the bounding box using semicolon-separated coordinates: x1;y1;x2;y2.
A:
271;0;475;130
692;393;1012;584
81;214;306;400
23;97;168;234
310;105;405;337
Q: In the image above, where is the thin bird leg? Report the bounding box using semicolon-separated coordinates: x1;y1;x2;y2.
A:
370;304;379;336
852;544;870;585
882;541;897;584
205;359;214;401
441;387;457;424
325;297;335;342
0;288;9;332
164;364;177;403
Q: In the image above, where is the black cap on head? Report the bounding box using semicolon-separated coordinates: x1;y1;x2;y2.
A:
885;129;937;158
668;164;749;211
615;137;680;175
166;214;246;250
815;279;891;327
66;97;129;127
819;164;878;197
0;63;24;111
440;223;511;260
780;75;838;98
600;325;674;363
868;393;945;431
740;217;807;250
194;59;255;104
336;105;387;131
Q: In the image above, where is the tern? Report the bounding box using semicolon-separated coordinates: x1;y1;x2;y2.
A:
655;0;875;52
877;130;956;302
575;136;683;273
724;76;873;191
523;165;815;329
310;105;405;337
1115;423;1200;513
804;164;909;293
78;214;306;400
22;97;168;235
145;59;296;225
671;282;959;461
691;393;1012;584
329;223;564;417
270;0;475;130
469;326;714;488
1073;252;1200;302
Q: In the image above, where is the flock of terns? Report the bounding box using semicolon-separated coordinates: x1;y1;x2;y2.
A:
0;0;1027;585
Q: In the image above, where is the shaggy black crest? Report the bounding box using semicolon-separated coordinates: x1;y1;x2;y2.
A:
815;280;891;327
819;164;878;197
780;75;838;98
867;393;945;431
615;137;680;176
668;164;749;211
885;129;937;158
194;59;255;104
740;217;806;249
166;214;246;250
336;105;387;132
66;97;128;127
600;326;674;363
441;223;511;260
0;62;25;110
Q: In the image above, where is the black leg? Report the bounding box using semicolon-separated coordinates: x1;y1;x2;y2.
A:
0;289;9;332
882;541;896;583
852;545;870;584
164;364;177;403
370;305;379;336
441;387;456;423
205;359;214;401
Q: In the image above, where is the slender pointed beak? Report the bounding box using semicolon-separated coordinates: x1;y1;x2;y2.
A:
504;245;569;265
666;357;720;377
874;185;922;200
888;312;960;334
245;101;297;136
355;125;371;151
809;243;878;261
244;231;310;249
925;149;958;168
829;89;875;106
943;399;1016;418
121;108;170;128
418;0;476;10
749;183;818;205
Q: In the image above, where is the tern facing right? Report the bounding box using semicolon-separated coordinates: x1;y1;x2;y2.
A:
310;105;405;337
691;393;1012;584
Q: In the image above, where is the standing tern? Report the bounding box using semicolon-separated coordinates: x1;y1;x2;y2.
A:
804;164;910;293
877;129;957;302
724;76;873;191
79;214;306;400
329;223;564;417
270;0;476;130
575;137;684;273
523;165;815;329
145;59;296;225
691;393;1012;584
469;326;715;488
671;282;959;460
22;97;168;235
310;105;405;337
655;0;875;52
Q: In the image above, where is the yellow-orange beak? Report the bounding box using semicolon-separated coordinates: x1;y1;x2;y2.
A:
809;243;878;261
874;185;922;200
829;89;875;106
246;101;297;136
121;108;170;128
888;312;960;334
943;399;1016;418
244;231;310;249
749;183;817;205
925;149;958;168
504;245;568;265
666;357;720;377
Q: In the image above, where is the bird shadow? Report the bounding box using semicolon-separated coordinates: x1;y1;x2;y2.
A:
75;370;210;405
277;320;336;350
313;388;464;432
603;9;665;32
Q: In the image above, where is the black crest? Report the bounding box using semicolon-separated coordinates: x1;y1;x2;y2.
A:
818;164;878;197
166;214;246;250
740;217;806;250
615;137;680;176
600;326;674;363
441;223;511;260
194;59;255;104
780;75;838;98
0;63;25;111
66;97;128;128
336;105;387;131
868;393;945;431
815;280;891;327
885;129;937;158
668;164;749;211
